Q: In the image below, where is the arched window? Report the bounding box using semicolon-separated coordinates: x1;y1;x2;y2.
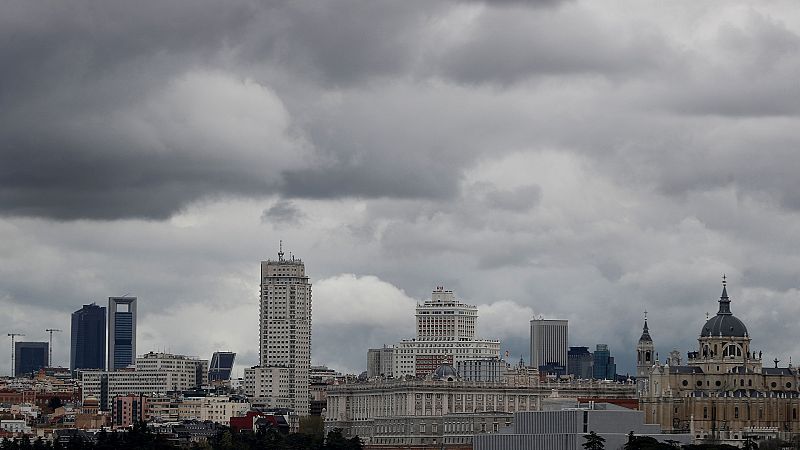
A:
723;344;742;358
645;351;651;362
734;407;739;419
703;407;708;419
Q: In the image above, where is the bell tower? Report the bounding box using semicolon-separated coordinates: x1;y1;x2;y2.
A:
636;311;655;395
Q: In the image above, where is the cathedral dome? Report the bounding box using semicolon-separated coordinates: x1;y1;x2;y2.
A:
432;364;459;381
700;283;748;338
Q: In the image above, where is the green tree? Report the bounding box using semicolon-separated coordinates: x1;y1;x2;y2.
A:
582;431;605;450
47;397;63;410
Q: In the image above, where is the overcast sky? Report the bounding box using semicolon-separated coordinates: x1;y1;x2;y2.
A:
2;0;800;377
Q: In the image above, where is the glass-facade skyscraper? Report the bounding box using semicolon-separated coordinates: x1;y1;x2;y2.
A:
71;303;107;371
15;341;48;377
108;297;137;370
593;344;617;380
208;351;236;382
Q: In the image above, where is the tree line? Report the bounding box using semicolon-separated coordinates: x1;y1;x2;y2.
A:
1;422;363;450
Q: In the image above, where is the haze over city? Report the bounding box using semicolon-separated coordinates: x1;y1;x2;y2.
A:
2;0;800;381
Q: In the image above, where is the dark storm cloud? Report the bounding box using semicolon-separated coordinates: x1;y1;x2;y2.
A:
0;0;454;220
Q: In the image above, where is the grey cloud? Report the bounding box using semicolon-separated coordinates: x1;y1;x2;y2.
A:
437;7;667;85
484;185;541;211
657;12;800;117
262;200;305;225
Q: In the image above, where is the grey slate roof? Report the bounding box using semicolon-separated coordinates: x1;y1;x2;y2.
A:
700;284;748;338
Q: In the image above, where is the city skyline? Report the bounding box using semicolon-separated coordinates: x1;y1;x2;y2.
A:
1;0;800;380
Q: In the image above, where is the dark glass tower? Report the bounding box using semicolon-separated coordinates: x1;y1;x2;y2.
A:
15;342;48;377
209;351;236;382
71;303;107;371
108;297;137;370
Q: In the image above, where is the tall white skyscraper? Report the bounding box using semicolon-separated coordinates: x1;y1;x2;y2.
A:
393;287;500;377
529;318;568;369
250;245;311;416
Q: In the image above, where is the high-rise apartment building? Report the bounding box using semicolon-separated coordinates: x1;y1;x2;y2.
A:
529;318;568;369
393;287;500;377
366;347;394;378
108;297;137;370
14;342;48;377
70;303;106;371
247;247;311;416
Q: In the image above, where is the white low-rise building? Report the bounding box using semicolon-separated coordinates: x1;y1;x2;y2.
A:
79;352;208;410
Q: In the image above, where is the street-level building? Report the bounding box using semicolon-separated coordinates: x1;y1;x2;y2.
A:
79;352;208;410
135;352;208;391
474;403;690;450
242;365;293;410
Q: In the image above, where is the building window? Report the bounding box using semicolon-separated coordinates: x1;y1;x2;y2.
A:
734;407;739;419
703;407;707;419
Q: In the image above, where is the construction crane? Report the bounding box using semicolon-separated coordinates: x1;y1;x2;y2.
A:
45;329;62;367
7;333;25;377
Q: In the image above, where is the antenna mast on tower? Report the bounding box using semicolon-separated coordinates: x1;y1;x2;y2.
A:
7;333;25;377
45;329;62;367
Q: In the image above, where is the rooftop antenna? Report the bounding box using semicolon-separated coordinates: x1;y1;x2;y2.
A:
45;329;62;367
7;333;25;377
278;240;284;261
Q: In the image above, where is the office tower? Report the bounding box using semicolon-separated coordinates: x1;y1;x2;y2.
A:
209;351;236;383
366;347;394;378
71;303;107;371
392;287;501;377
529;318;568;369
257;246;311;416
592;344;616;380
567;346;593;379
108;297;137;370
14;342;48;377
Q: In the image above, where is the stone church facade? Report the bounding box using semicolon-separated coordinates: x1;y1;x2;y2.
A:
640;279;800;443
